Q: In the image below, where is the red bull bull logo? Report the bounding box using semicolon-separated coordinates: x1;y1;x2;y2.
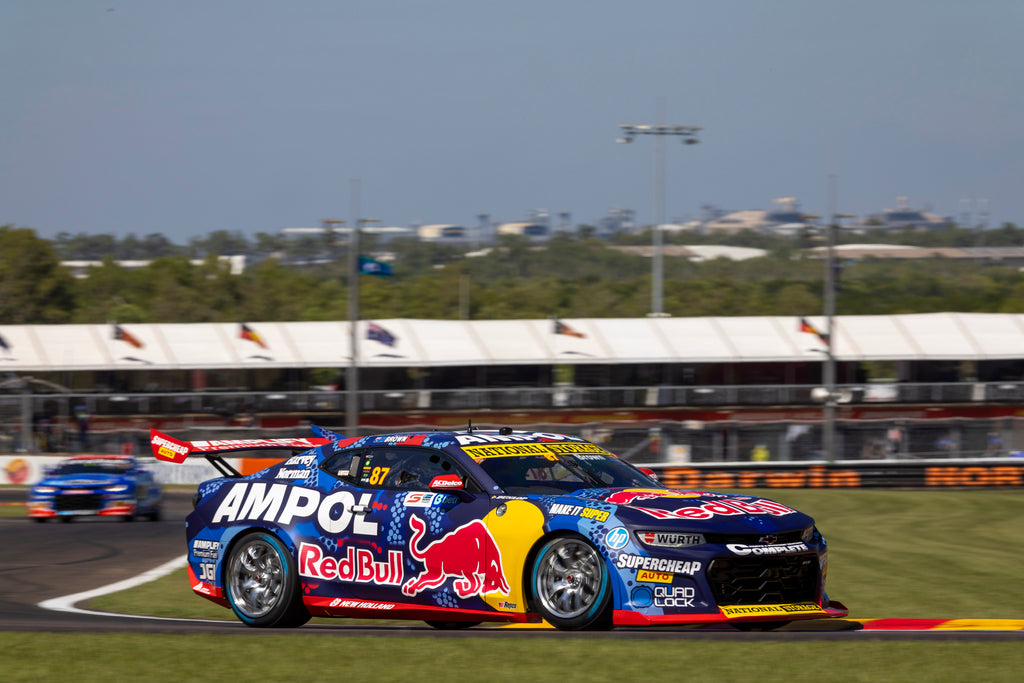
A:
604;489;701;506
402;515;510;599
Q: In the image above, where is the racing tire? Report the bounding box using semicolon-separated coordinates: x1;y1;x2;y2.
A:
225;531;311;628
424;620;482;630
531;535;612;631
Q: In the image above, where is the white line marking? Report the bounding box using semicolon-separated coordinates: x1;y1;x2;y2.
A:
36;554;226;622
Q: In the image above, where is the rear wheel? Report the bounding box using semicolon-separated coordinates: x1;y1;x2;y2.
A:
225;531;310;628
531;535;612;631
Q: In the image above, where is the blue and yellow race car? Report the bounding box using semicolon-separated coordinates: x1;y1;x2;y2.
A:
28;454;162;522
152;426;846;631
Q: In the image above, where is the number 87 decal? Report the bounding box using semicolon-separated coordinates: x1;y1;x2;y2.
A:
367;466;390;486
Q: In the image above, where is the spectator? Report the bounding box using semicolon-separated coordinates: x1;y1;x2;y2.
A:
74;405;90;452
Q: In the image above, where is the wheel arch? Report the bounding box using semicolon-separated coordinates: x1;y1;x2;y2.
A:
220;525;310;628
521;530;599;613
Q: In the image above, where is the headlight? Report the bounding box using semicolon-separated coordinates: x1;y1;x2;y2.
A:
106;484;130;493
33;486;57;494
802;526;820;543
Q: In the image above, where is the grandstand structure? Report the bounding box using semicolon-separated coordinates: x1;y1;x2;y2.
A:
3;313;1024;462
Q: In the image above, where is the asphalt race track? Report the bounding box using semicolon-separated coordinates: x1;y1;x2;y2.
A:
1;488;1021;641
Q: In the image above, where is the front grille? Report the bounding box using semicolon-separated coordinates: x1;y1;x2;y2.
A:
708;554;818;606
54;493;102;512
702;529;806;545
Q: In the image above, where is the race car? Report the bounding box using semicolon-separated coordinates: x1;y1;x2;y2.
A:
27;454;163;522
152;426;846;631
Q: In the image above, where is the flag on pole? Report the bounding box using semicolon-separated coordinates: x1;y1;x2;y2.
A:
113;323;144;349
799;317;830;345
240;323;268;349
367;321;397;347
359;255;393;277
553;319;586;338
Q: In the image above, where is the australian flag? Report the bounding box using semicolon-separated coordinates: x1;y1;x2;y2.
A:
359;255;393;277
366;321;396;347
113;323;144;349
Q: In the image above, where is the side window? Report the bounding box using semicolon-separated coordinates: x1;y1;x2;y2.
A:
321;444;361;481
356;447;470;491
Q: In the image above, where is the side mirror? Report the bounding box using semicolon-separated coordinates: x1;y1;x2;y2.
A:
640;467;659;481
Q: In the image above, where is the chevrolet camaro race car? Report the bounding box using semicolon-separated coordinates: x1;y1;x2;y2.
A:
28;454;162;522
151;426;846;631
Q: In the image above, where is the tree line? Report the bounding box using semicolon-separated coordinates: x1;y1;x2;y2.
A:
3;222;1024;326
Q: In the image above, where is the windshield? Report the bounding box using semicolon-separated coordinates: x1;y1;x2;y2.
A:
51;460;131;476
475;450;660;495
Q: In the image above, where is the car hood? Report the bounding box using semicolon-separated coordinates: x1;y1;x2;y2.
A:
562;487;814;533
36;474;130;488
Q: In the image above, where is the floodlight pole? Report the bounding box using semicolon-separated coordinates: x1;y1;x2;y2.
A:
823;210;837;462
823;174;853;461
347;180;360;437
617;110;700;317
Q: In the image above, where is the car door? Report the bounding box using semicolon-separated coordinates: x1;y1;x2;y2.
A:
314;445;499;611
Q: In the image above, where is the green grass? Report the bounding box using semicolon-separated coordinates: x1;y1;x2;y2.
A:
0;502;27;518
1;634;1021;682
9;489;1024;681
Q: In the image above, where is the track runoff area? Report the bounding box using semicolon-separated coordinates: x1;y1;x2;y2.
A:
39;555;1024;633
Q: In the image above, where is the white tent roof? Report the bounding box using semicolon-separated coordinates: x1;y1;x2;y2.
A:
2;313;1023;372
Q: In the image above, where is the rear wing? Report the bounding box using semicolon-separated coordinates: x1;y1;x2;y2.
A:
149;429;333;478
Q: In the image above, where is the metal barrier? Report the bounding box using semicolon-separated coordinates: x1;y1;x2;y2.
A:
3;382;1023;462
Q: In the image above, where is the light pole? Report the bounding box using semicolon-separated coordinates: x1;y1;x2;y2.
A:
346;181;360;437
617;118;700;316
823;208;855;460
343;182;381;436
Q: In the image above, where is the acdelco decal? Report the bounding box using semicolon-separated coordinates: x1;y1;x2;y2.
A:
298;542;403;585
211;482;378;535
727;542;809;556
631;498;797;521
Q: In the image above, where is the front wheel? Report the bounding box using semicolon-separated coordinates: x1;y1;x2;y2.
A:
225;531;310;628
531;535;612;631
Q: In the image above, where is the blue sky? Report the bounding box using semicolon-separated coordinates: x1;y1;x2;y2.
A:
2;1;1021;240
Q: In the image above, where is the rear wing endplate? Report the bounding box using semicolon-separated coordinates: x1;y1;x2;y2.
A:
149;429;332;478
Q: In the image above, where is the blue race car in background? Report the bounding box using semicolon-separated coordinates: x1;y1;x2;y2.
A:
152;426;847;631
27;455;162;522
